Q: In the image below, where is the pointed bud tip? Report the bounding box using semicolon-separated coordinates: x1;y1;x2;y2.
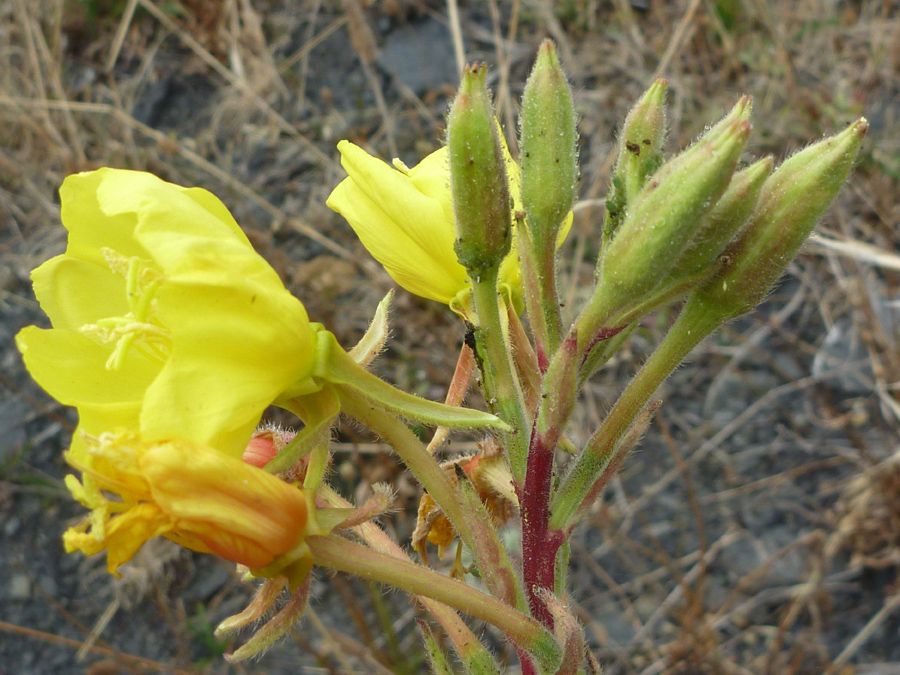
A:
537;38;559;60
740;155;775;181
710;118;751;149
848;116;869;138
461;62;487;86
642;78;668;104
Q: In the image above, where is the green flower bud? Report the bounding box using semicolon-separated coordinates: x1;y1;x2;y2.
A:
604;78;667;239
701;95;752;142
448;63;512;276
614;156;774;325
520;39;578;251
691;117;868;321
594;116;751;321
671;155;774;283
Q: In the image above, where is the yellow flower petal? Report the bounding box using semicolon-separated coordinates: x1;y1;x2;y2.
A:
328;137;561;316
31;256;129;332
17;168;316;458
328;141;467;304
139;250;314;453
59;170;152;267
64;502;173;574
16;326;157;408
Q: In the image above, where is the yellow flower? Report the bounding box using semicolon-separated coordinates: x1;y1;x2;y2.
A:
327;142;574;318
328;143;529;317
15;168;315;458
63;430;315;576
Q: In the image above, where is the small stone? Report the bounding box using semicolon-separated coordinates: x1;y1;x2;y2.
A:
9;573;31;599
593;608;637;644
38;575;58;597
4;516;21;537
377;18;458;96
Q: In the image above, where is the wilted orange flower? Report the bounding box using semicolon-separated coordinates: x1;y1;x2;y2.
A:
64;430;316;579
412;442;516;572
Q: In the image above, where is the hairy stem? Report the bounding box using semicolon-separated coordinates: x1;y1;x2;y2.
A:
307;535;558;667
470;266;530;484
550;298;722;530
319;485;496;668
337;390;472;545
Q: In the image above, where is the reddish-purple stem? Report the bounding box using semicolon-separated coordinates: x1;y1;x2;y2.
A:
521;422;564;628
583;324;627;361
536;342;549;374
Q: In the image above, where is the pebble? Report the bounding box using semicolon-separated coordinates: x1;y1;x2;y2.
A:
377;18;458;95
9;573;31;599
4;516;21;537
593;608;637;645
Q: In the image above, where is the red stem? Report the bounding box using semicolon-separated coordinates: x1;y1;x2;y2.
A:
583;324;627;361
519;647;538;675
520;422;563;628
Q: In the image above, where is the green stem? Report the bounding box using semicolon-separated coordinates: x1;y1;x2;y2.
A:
549;297;724;530
518;225;563;363
337;390;473;545
318;485;497;671
318;330;509;431
339;390;522;609
534;292;618;465
470;265;530;484
534;236;564;357
307;535;560;669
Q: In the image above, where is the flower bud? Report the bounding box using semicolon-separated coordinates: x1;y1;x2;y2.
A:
595;116;751;319
448;63;512;275
604;78;668;237
702;95;752;142
670;155;774;283
520;39;577;251
691;118;867;320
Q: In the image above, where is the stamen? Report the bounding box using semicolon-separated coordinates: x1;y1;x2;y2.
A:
81;250;171;369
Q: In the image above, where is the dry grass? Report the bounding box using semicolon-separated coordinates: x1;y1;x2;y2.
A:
2;0;899;673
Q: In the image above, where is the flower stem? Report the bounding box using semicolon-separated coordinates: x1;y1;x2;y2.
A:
337;390;473;545
518;224;563;362
520;331;577;626
470;266;530;485
339;389;524;609
549;297;723;530
307;534;560;670
318;485;496;670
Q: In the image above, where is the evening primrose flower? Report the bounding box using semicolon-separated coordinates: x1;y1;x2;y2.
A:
328;142;572;318
64;430;317;580
15;168;316;458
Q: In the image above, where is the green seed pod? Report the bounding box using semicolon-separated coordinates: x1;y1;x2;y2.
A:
594;116;751;320
448;63;512;276
691;118;868;321
604;79;668;240
520;39;578;252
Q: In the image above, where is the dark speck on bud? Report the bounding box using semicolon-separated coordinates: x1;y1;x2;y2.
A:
602;78;668;243
593;113;751;321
